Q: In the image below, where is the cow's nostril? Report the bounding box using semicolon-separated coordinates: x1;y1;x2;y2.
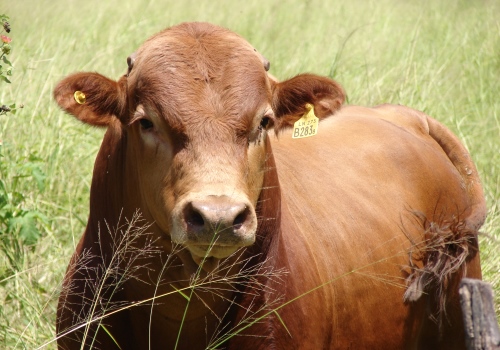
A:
233;209;248;230
184;204;205;228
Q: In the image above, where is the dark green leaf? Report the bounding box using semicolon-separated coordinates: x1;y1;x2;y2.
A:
31;166;46;192
11;191;25;206
21;159;46;192
28;154;42;162
0;179;7;197
8;212;42;245
2;55;11;66
0;75;10;83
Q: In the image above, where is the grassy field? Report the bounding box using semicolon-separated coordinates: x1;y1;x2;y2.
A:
1;0;499;348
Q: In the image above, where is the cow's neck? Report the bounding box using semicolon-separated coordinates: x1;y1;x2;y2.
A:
249;136;283;265
223;136;291;348
87;121;128;252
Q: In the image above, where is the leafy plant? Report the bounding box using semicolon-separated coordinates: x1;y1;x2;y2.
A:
0;142;48;275
0;14;39;279
0;14;21;116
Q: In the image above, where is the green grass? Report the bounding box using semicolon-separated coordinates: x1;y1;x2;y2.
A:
1;0;499;348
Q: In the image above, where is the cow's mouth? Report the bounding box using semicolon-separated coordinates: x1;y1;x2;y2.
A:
190;254;219;273
189;244;239;259
187;244;240;272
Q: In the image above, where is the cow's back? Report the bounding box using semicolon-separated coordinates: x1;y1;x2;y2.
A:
268;104;483;349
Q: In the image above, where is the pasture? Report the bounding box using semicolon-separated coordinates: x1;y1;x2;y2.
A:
1;0;499;348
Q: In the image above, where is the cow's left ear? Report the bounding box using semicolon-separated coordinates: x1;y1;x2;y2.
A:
54;72;127;127
271;73;345;132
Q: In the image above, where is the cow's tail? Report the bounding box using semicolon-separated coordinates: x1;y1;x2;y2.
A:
426;116;486;231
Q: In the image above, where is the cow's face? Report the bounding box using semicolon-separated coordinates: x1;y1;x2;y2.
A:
124;25;274;263
54;22;344;267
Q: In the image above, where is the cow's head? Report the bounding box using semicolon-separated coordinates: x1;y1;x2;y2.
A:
54;22;344;268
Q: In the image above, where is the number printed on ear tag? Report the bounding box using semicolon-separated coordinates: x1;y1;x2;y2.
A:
292;103;319;139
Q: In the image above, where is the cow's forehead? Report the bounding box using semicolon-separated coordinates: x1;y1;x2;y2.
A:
127;22;270;129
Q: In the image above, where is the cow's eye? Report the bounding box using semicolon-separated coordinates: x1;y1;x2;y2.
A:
260;116;271;129
139;118;154;130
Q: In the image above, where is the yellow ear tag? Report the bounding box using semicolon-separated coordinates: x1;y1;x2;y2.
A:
74;91;86;105
292;103;318;139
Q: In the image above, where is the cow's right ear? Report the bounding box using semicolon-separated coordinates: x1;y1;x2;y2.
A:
54;72;127;127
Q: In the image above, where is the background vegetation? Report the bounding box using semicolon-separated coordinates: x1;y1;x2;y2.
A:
1;0;499;348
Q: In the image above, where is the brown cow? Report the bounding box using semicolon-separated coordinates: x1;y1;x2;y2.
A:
54;22;485;349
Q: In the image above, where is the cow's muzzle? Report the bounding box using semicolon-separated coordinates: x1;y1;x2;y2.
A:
172;195;257;260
